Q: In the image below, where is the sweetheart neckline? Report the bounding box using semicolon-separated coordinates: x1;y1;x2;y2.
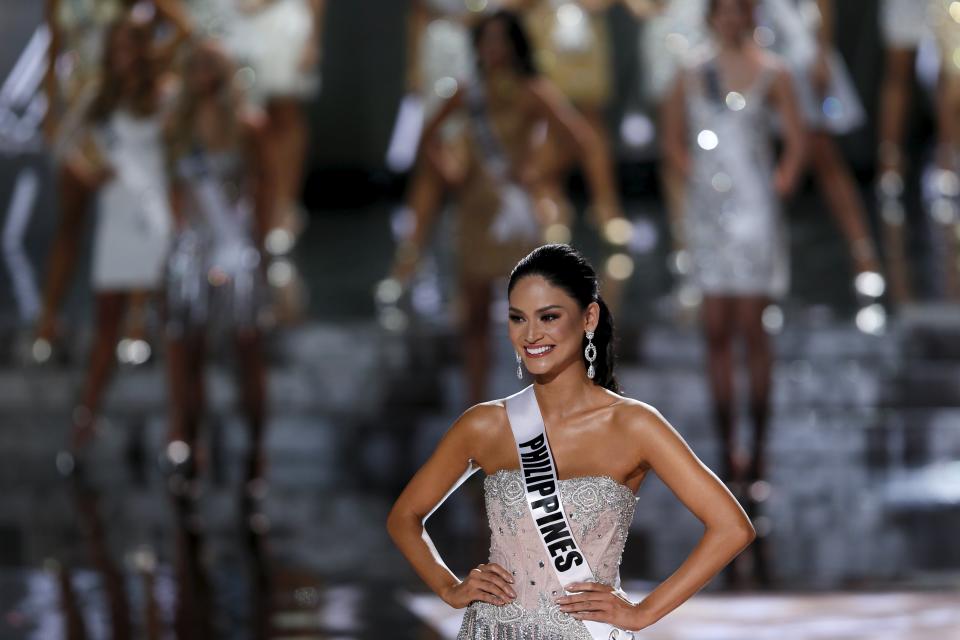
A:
485;468;638;499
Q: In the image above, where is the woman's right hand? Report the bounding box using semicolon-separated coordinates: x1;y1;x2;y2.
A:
441;563;517;609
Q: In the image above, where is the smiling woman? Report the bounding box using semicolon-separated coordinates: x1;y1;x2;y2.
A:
387;244;756;638
507;244;619;395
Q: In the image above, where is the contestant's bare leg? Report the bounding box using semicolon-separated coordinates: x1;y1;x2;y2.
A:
74;485;132;639
702;295;737;482
934;72;960;300
809;132;879;274
72;292;128;451
737;296;773;484
878;48;915;175
461;279;493;407
267;97;308;226
235;328;268;484
167;331;206;474
56;565;88;640
877;47;916;303
36;163;93;344
124;290;151;342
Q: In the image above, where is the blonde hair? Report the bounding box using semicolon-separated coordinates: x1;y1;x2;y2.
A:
165;38;245;171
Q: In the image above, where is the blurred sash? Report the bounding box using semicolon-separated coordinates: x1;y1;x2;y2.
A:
464;82;539;243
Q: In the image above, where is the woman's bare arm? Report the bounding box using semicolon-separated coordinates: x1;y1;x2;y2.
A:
309;0;327;34
815;0;834;46
660;73;690;178
629;406;755;627
768;63;807;196
526;78;623;222
554;404;753;631
387;404;517;608
403;89;465;247
243;110;273;251
418;88;466;179
152;0;193;67
43;0;62;139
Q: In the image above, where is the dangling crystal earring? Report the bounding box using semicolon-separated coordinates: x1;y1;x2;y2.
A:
584;331;597;379
515;351;523;380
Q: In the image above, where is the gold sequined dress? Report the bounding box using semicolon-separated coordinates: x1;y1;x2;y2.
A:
524;0;612;109
453;74;543;283
457;470;637;639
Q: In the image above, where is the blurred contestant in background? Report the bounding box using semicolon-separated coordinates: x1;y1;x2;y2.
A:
661;0;805;485
49;7;189;465
385;0;483;300
230;0;324;244
755;1;880;277
518;0;613;231
36;0;189;364
387;0;481;173
643;0;881;311
638;0;709;309
391;10;623;406
190;0;326;323
518;0;638;310
750;0;883;318
164;39;272;497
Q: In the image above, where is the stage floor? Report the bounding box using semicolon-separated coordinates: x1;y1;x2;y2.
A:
405;587;960;639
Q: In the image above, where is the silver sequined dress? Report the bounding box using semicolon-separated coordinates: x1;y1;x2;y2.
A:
457;470;638;640
166;146;266;335
683;59;789;298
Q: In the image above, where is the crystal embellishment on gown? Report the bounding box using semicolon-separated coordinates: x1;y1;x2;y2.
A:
456;470;637;639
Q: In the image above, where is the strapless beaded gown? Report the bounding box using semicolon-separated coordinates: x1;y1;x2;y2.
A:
457;470;638;640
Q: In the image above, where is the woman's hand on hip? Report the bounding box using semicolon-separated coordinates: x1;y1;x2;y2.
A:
441;563;517;609
555;581;653;632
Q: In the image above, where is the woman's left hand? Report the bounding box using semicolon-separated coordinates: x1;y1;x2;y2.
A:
554;582;651;632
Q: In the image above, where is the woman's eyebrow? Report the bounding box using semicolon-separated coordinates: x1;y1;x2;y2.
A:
508;305;564;314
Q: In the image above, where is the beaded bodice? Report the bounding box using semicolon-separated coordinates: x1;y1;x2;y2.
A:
457;470;637;639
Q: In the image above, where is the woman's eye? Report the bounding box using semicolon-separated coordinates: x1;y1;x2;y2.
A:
509;315;524;323
541;314;559;322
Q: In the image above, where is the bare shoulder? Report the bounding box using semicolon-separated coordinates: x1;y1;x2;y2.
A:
608;394;679;442
448;400;510;445
524;75;565;107
755;48;792;83
457;400;507;429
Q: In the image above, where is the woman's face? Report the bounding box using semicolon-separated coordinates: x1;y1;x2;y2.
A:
508;275;598;381
107;24;143;77
709;0;749;44
186;43;229;97
476;19;513;72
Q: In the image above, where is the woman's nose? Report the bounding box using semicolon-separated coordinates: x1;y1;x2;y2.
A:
524;322;541;343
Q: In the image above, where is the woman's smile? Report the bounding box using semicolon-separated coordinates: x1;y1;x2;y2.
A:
523;344;555;358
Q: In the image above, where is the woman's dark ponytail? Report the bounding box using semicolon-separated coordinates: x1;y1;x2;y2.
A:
508;244;621;394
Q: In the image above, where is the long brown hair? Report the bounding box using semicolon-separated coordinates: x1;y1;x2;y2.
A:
164;39;245;169
87;14;161;123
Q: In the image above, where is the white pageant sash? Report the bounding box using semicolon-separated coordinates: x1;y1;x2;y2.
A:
504;385;632;640
504;385;596;588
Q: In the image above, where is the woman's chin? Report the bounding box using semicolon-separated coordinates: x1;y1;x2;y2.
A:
525;359;575;380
